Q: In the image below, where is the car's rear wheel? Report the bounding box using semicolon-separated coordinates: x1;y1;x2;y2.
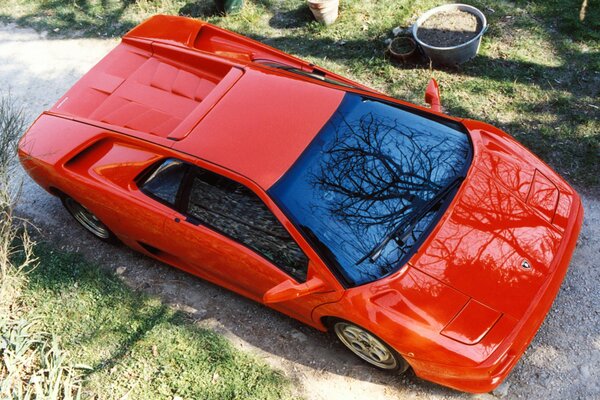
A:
332;320;409;372
61;196;117;243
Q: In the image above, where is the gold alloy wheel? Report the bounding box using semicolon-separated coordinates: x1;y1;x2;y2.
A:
64;198;111;240
334;322;399;369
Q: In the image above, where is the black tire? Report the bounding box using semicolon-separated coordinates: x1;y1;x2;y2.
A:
61;196;118;244
330;319;410;373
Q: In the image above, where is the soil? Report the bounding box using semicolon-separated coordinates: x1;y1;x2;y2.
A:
2;22;600;400
417;10;482;47
389;37;415;55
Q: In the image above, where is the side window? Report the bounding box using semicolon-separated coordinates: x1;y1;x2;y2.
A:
140;159;187;205
185;168;309;282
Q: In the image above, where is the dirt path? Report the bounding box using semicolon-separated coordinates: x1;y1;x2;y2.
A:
2;23;599;400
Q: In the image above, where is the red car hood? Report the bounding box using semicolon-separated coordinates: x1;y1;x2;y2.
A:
409;123;576;320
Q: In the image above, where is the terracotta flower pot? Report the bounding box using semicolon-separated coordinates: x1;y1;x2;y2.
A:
388;36;417;63
307;0;339;25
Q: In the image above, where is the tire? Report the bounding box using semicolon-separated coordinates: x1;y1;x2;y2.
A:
331;319;410;373
61;196;118;244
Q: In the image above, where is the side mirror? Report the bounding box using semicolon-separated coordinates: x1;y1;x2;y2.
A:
263;276;326;304
424;78;442;113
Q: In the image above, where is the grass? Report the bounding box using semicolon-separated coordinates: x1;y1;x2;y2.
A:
1;239;298;399
19;245;296;399
1;93;85;399
0;0;598;190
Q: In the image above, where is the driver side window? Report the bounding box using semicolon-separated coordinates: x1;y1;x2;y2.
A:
139;158;309;282
185;169;309;282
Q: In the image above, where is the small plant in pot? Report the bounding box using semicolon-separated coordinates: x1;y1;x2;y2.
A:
307;0;339;25
388;36;417;63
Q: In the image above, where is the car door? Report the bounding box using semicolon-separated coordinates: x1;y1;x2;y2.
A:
141;159;343;324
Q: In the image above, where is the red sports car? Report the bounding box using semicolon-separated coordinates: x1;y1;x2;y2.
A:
18;15;583;393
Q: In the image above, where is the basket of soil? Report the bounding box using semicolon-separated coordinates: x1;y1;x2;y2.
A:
412;4;487;66
388;36;417;63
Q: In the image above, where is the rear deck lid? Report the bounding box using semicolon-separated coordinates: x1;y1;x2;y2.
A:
51;39;242;140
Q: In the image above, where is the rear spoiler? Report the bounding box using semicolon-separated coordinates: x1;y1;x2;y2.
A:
125;15;373;92
125;15;305;66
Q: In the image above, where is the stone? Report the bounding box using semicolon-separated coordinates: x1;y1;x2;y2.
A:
492;381;511;398
580;364;591;379
180;305;198;314
290;330;308;342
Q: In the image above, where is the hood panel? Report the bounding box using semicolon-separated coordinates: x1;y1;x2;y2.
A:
412;167;562;319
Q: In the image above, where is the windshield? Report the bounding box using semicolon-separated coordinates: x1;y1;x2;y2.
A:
268;94;471;287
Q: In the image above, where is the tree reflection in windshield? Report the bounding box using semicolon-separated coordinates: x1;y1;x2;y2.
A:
269;94;471;286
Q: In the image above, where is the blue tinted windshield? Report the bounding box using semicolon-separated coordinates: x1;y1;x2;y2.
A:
269;94;471;286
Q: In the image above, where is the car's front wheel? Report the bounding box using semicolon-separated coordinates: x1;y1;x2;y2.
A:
332;320;409;372
61;196;117;243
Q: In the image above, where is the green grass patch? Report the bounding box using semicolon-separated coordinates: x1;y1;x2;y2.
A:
21;244;297;399
0;0;598;189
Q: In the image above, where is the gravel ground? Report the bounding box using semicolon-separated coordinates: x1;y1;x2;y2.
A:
1;23;599;400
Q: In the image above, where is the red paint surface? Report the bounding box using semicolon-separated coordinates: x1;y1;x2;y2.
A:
19;15;584;393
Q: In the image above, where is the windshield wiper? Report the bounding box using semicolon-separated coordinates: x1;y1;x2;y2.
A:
355;175;465;265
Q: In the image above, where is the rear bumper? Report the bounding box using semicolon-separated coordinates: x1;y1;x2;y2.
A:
409;196;584;393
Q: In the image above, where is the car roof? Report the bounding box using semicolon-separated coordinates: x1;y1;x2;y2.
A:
50;15;346;190
172;68;344;189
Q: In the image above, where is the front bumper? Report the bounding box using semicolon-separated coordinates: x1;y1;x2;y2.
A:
409;197;584;393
